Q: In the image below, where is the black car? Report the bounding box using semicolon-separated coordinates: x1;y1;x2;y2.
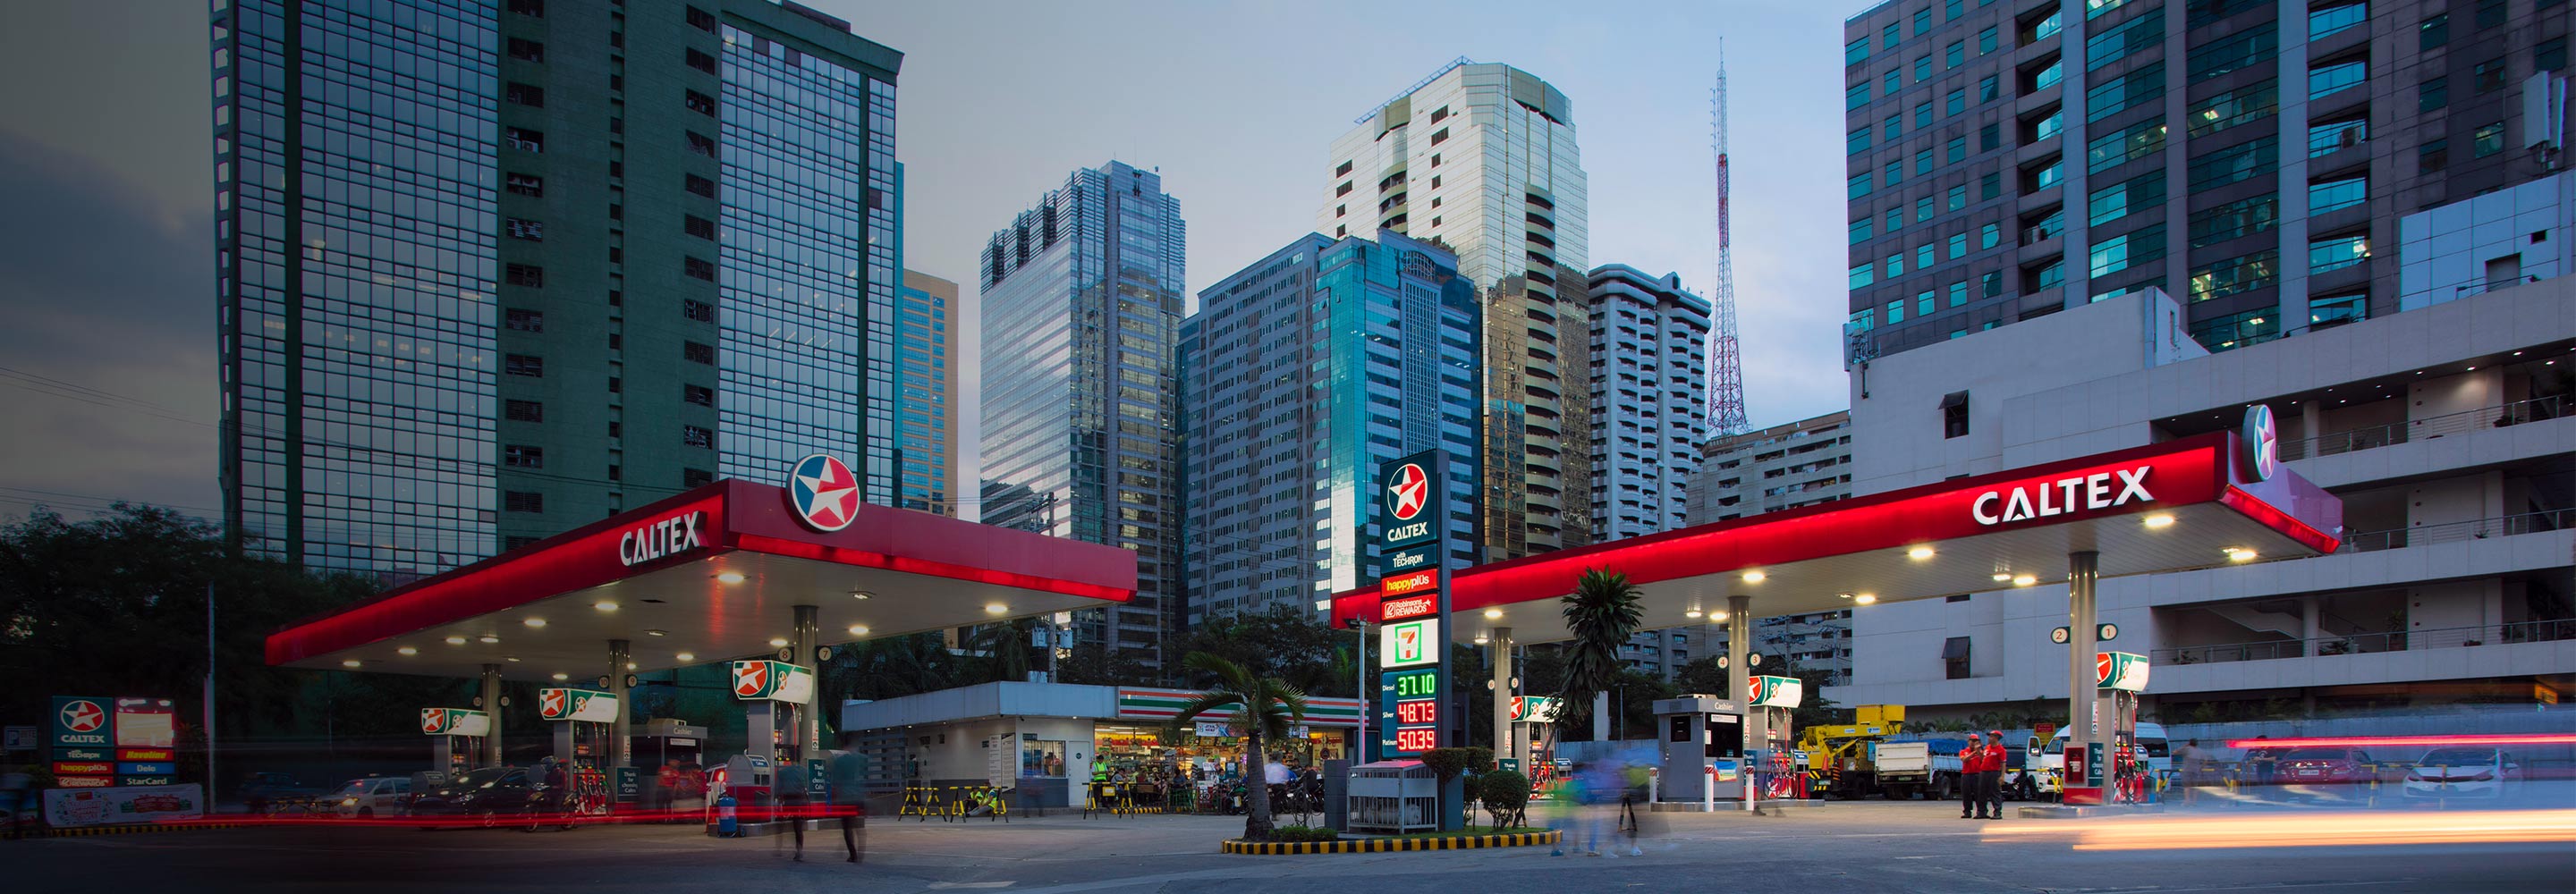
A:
411;767;566;829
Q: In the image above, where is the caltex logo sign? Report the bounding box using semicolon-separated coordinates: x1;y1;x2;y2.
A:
538;689;567;719
2241;405;2279;482
733;662;769;698
1386;462;1429;521
62;700;104;733
421;708;447;734
786;453;860;532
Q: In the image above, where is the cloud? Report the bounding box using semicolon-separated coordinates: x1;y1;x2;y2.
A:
0;130;219;519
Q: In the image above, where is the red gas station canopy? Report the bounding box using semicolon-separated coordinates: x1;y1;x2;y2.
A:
1331;432;2342;645
267;479;1137;682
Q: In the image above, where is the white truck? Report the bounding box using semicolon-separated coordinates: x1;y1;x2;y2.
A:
1868;739;1968;800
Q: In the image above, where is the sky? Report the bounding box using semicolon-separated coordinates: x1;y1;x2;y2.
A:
0;0;1871;523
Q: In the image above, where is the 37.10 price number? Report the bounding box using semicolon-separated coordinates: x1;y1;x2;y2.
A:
1392;670;1437;697
1394;728;1438;752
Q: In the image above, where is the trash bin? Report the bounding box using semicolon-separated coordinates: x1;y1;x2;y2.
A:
1346;760;1436;834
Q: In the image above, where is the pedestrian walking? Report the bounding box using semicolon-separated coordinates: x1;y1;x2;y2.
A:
1982;730;2007;819
826;750;870;864
775;761;811;861
1959;733;1987;818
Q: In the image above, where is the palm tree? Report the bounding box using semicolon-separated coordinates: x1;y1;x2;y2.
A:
969;618;1038;682
1169;651;1307;840
1556;569;1643;740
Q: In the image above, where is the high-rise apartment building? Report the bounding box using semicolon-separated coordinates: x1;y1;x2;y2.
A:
979;161;1184;668
894;270;960;515
1843;0;2575;361
1180;231;1482;624
1585;266;1711;543
1322;61;1592;561
1685;410;1857;524
214;0;901;575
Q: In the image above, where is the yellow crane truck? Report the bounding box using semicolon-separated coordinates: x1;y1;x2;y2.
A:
1798;704;1907;799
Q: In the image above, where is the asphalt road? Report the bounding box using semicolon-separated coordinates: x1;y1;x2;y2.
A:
10;799;2572;893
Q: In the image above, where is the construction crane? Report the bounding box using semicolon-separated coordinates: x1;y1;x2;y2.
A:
1708;49;1750;437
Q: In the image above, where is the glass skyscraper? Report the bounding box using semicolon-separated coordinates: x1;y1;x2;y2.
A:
1843;0;2575;359
1180;231;1481;625
893;269;960;515
1321;61;1593;562
214;0;902;576
979;161;1183;669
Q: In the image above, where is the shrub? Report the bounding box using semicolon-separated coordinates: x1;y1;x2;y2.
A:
1419;747;1478;781
1477;769;1530;829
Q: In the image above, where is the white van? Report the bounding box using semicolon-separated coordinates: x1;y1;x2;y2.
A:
2031;722;2168;795
331;776;411;818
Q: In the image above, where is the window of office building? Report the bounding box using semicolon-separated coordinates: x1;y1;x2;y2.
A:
2190;135;2278;188
2086;62;2165;122
2310;60;2366;99
2190;21;2275;83
2310;2;2366;39
2089;224;2165;278
2310;176;2368;214
2189;193;2278;247
2475;122;2508;156
2187;249;2279;301
2309;117;2367;156
2309;233;2372;273
2189;79;2276;136
2086;7;2164;71
2088;170;2165;226
2088;120;2166;173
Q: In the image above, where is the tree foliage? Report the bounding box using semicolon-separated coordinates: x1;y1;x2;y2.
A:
1169;651;1306;841
0;504;445;743
1554;569;1643;740
1167;606;1352;696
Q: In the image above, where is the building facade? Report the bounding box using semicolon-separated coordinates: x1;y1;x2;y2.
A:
894;270;961;515
1686;410;1858;525
213;0;901;575
1829;281;2573;716
1585;266;1711;543
1843;0;2576;362
1323;61;1593;561
1180;232;1482;625
979;161;1184;668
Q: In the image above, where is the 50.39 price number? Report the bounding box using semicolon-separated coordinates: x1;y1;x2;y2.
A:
1394;728;1438;752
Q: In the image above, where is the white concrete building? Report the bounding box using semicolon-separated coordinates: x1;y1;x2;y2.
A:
1586;265;1709;543
1686;410;1855;524
1826;278;2575;718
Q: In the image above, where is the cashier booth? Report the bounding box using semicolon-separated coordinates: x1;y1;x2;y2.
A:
1654;696;1745;803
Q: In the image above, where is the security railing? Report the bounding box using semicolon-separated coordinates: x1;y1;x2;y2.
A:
2155;618;2576;665
2276;395;2565;461
2333;510;2572;553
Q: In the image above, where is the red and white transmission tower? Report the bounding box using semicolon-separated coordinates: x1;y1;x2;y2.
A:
1707;51;1750;437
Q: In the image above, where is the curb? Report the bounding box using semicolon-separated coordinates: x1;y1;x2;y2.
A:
1221;830;1560;855
41;822;258;838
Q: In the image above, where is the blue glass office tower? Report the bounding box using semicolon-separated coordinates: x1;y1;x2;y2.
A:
979;162;1184;668
1180;231;1480;625
214;0;902;576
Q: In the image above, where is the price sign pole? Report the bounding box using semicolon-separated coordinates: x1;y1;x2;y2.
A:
1372;450;1462;830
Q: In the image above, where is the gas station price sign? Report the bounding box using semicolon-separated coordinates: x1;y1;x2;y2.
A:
1378;667;1440;758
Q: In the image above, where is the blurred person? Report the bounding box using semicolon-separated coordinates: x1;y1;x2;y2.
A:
2175;739;2210;805
826;750;870;864
1578;756;1629;856
1960;733;1988;819
2249;735;2278;797
1982;730;2007;818
775;760;811;861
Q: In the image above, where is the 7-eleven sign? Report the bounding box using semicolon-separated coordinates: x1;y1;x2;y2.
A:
1380;619;1438;669
729;660;815;703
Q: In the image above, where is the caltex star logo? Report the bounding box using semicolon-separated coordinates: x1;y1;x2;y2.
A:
787;453;860;532
61;700;105;733
539;690;566;718
733;662;769;698
421;708;446;734
1386;463;1429;521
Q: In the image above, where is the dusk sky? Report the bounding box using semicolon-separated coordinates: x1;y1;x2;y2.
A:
0;0;1868;523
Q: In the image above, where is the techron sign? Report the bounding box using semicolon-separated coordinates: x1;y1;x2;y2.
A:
1971;467;2154;526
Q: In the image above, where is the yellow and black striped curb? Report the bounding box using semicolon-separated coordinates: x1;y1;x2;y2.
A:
1222;830;1560;855
40;821;258;838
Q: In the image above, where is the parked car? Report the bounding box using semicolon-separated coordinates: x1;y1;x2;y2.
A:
236;772;322;814
2275;746;2378;785
409;767;525;825
331;776;412;818
2403;747;2523;799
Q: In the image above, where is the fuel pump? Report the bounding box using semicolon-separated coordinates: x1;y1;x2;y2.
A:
1747;675;1804;804
538;687;620;813
419;707;491;785
2094;651;2150;805
728;659;817;825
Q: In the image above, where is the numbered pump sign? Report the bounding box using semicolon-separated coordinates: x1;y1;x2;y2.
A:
1373;450;1452;760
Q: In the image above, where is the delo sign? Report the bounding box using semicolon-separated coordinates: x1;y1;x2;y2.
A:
618;510;706;566
1971;466;2153;526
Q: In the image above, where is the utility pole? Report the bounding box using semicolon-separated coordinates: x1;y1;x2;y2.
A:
205;581;217;796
